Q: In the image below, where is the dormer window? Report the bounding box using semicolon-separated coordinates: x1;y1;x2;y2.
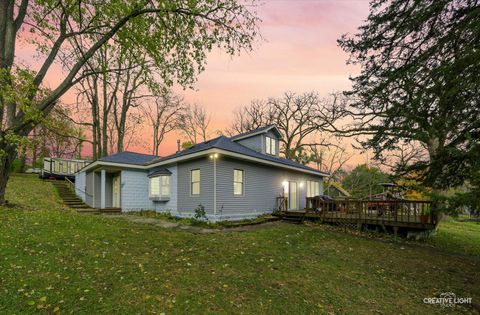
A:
266;136;276;155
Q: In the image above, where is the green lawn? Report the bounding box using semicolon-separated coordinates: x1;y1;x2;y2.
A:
0;174;479;314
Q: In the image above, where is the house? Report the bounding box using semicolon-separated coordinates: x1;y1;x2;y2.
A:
74;125;328;221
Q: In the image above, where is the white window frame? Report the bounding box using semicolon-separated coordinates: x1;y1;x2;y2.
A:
149;175;171;199
233;169;245;196
307;180;320;198
191;169;200;196
266;136;276;155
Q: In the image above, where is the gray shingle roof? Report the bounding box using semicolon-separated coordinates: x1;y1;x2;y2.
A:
99;151;158;165
95;126;327;176
230;124;281;140
148;168;172;177
147;136;327;176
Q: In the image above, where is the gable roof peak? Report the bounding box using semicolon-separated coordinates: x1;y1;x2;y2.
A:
230;124;282;141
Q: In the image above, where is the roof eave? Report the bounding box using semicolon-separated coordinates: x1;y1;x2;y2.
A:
231;125;282;141
79;160;147;173
148;147;328;177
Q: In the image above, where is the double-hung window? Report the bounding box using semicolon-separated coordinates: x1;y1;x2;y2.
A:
307;181;320;197
233;169;244;196
150;175;171;200
266;137;276;155
191;169;200;196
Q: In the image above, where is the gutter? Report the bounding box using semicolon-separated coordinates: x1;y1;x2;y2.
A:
80;148;329;177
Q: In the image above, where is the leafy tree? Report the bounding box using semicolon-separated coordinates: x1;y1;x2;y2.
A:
342;164;390;198
0;0;259;204
337;0;480;200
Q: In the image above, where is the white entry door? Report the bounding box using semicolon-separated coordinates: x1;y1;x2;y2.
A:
289;181;298;210
112;175;121;208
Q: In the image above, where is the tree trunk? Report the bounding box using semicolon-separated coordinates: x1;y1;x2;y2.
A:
152;124;159;155
18;146;27;172
0;143;18;204
427;136;445;215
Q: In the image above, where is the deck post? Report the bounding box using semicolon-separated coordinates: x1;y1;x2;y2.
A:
393;226;398;237
357;222;363;231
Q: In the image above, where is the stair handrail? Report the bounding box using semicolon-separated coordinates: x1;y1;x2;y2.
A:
64;177;93;198
64;177;75;193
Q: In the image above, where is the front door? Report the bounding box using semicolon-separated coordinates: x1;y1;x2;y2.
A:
289;181;298;210
112;175;121;208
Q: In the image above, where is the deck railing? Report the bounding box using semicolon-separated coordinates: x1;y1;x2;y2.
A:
276;196;288;212
304;197;436;225
42;157;90;178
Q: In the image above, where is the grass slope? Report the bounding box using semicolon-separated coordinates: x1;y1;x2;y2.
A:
0;175;479;314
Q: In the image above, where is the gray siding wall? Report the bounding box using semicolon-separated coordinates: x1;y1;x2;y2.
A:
235;131;280;157
216;157;323;216
104;173;113;208
120;165;178;213
93;172;101;208
75;171;86;201
177;157;214;215
85;171;94;206
236;135;264;153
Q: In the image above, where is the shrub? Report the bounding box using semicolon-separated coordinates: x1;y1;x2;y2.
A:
193;204;207;221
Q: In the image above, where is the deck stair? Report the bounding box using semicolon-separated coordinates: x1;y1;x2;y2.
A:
279;211;306;224
50;180;121;214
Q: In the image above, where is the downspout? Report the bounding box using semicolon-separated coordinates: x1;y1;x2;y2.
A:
213;156;217;216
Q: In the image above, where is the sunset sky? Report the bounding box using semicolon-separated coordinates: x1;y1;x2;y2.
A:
18;0;372;166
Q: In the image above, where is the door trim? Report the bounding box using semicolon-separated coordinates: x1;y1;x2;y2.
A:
288;181;298;210
112;174;121;208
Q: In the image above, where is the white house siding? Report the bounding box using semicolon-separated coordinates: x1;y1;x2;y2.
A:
120;166;178;214
74;171;86;201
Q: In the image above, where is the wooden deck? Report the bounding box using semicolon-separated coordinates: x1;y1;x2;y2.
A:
276;197;437;232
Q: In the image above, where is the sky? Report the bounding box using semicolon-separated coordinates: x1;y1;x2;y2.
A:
18;0;372;166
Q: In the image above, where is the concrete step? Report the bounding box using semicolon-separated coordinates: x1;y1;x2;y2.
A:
51;180;121;214
76;209;101;213
66;203;87;206
100;209;122;213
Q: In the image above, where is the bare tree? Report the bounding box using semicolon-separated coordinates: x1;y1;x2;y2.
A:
143;91;185;155
227;99;271;136
76;45;158;157
308;137;353;189
178;103;212;144
229;92;346;162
